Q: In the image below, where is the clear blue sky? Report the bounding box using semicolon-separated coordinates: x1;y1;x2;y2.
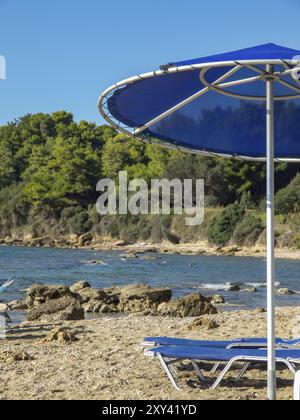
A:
0;0;299;125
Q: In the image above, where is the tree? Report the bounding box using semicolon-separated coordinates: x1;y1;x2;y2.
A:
208;203;245;246
22;117;103;208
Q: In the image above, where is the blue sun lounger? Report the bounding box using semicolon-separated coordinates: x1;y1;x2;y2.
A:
144;345;300;391
142;336;300;349
0;278;15;296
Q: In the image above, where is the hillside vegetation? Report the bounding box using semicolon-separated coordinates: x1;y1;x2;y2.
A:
0;111;300;248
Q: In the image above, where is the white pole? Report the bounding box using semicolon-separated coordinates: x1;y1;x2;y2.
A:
294;371;300;400
266;64;276;401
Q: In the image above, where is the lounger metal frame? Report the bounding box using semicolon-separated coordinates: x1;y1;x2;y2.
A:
146;350;300;391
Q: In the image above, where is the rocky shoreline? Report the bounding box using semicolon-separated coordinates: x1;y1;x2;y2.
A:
2;234;300;260
4;281;297;327
6;283;219;323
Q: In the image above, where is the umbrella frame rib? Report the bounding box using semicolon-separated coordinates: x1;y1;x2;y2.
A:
98;58;300;162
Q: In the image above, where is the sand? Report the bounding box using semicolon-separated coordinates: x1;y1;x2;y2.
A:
0;307;299;401
86;242;300;260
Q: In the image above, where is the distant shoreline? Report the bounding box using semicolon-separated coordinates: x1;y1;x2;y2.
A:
2;237;300;260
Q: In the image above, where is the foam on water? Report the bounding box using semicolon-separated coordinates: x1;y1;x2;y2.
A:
199;281;281;291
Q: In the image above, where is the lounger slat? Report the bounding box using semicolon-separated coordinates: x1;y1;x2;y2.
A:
145;345;300;362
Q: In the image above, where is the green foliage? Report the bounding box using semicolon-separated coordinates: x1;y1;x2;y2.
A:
58;207;92;235
102;134;170;182
0;183;29;235
208;203;245;246
232;214;264;246
293;233;300;250
0;110;300;245
275;174;300;216
23;121;103;208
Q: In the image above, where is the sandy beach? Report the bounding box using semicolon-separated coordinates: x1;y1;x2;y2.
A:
0;307;299;401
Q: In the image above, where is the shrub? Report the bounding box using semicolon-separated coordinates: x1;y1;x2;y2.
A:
208;203;245;246
232;214;264;246
59;206;91;235
0;183;30;233
275;174;300;215
293;233;300;249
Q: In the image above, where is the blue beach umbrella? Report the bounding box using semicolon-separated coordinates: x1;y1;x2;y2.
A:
98;43;300;400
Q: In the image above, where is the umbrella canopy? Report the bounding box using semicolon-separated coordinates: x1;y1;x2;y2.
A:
100;43;300;161
98;43;300;400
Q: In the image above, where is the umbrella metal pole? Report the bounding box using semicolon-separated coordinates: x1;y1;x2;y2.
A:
266;64;276;401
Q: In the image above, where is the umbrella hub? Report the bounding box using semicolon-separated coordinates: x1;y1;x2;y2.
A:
263;73;280;82
199;64;300;102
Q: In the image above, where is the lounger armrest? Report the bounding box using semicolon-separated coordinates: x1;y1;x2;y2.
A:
279;343;300;349
144;349;156;357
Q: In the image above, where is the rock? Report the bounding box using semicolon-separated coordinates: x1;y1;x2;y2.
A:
75;287;113;313
162;228;181;245
82;301;117;314
118;284;172;313
244;287;257;293
114;240;128;247
120;284;172;304
103;286;122;304
188;317;220;330
42;327;79;344
143;247;158;253
0;350;32;363
26;284;76;308
121;253;139;259
209;295;225;305
82;302;98;313
78;232;93;246
220;246;241;255
119;297;155;313
0;302;8;312
253;307;266;314
76;287;107;304
226;284;241;292
8;300;28;311
86;284;173;314
128;310;156;317
157;293;217;318
277;288;295;296
84;260;107;265
140;255;160;261
66;234;78;245
98;303;118;314
27;296;84;321
70;281;91;293
25;237;54;248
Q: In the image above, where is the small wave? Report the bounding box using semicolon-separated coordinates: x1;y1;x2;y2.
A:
199;281;281;291
244;281;281;288
200;282;234;291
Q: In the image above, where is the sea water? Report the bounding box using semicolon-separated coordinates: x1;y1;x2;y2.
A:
0;245;300;312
